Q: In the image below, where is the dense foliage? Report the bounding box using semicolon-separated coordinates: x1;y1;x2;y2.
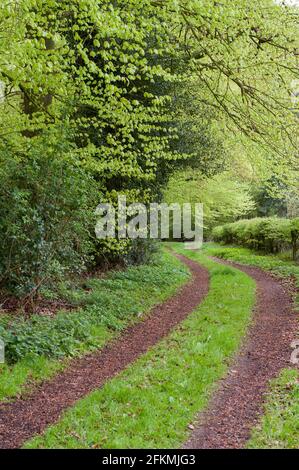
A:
164;170;256;236
0;130;97;297
213;217;299;259
0;0;298;296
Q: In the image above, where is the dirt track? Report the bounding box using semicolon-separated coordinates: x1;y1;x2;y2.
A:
184;257;298;449
0;253;209;449
0;253;297;449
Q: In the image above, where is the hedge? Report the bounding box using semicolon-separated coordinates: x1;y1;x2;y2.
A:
212;217;299;260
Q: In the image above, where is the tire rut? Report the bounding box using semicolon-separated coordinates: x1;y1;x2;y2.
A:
184;257;298;449
0;253;209;449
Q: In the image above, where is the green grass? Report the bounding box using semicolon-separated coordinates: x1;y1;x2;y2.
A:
202;242;299;449
24;244;255;449
0;250;189;402
247;369;299;449
0;356;68;402
202;242;299;285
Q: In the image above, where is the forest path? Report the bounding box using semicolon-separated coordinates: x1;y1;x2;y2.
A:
184;257;297;449
0;253;209;449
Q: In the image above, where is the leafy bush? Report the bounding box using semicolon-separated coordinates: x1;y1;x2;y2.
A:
124;239;160;266
212;217;299;260
0;130;97;297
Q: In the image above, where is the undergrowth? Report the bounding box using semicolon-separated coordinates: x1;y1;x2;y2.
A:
0;250;189;401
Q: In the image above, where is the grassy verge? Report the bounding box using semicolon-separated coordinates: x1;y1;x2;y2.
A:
24;244;255;449
202;242;299;449
202;242;299;286
0;250;189;402
247;369;299;449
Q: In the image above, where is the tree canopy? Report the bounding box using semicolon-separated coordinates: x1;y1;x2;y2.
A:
0;0;298;295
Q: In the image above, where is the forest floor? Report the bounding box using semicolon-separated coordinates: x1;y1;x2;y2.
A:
0;244;298;449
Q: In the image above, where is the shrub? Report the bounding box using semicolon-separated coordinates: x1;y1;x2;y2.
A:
0;131;97;297
212;217;299;260
124;239;160;267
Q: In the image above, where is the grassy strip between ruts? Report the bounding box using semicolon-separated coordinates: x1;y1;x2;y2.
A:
202;242;299;288
0;250;189;402
24;244;255;449
202;242;299;449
